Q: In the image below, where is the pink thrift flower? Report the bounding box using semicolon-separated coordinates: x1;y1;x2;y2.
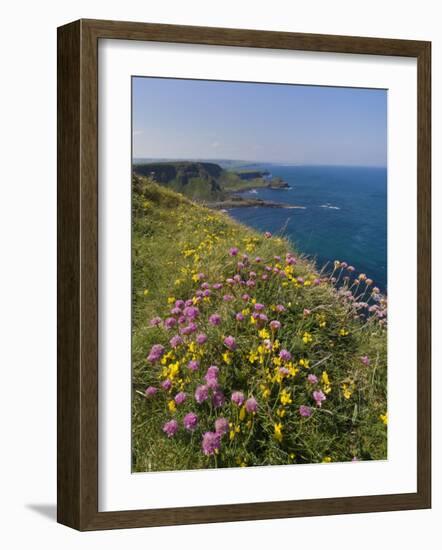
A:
164;317;177;330
214;417;229;435
307;374;318;384
170;335;183;348
144;386;157;398
231;391;245;406
360;355;370;366
201;431;221;456
299;405;312;417
209;313;221;326
149;317;162;327
196;333;208;345
161;379;172;391
174;392;187;405
212;390;226;408
183;306;199;319
195;385;209;404
187;360;199;371
183;412;198;431
229;247;239;257
245;397;258;413
163;419;178;438
313;390;326;407
147;344;165;363
224;336;236;350
270;320;281;331
279;349;292;362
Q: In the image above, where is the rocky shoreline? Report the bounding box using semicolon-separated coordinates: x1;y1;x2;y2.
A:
207;197;305;210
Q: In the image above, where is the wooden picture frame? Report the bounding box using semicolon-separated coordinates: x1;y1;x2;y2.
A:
57;18;431;531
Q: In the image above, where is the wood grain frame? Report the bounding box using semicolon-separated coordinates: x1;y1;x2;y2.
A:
57;18;431;531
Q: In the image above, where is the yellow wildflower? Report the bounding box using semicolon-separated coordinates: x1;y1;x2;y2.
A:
339;328;349;337
317;314;327;328
143;289;149;296
274;423;283;442
258;328;270;339
167;400;176;414
239;406;246;421
260;385;271;399
299;358;310;369
302;332;313;344
380;413;388;425
322;456;332;463
322;371;332;394
188;341;197;354
229;424;241;440
168;362;179;379
222;351;232;365
167;296;175;304
280;388;292;406
342;383;352;400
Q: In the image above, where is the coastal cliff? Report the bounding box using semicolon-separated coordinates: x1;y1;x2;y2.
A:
133;161;289;203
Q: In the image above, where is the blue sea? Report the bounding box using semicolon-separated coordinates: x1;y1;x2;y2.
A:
228;165;387;293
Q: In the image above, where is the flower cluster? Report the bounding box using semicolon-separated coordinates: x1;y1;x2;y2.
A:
132;190;387;471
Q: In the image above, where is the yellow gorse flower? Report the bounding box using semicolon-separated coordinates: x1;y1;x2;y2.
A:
380;413;388;425
302;332;313;344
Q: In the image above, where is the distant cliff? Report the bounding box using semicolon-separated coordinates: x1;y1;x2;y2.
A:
133;161;289;201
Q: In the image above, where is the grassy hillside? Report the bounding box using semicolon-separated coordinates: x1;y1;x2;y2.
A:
133;161;283;200
132;176;387;471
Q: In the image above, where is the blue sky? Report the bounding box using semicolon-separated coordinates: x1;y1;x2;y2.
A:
132;77;387;166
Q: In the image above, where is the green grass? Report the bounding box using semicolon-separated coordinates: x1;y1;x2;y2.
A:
132;175;387;472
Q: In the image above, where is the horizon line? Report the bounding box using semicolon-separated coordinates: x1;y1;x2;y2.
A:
132;157;387;169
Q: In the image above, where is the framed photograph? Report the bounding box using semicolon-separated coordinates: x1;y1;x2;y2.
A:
57;19;431;530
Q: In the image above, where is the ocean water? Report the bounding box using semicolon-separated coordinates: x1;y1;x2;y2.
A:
228;165;387;293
